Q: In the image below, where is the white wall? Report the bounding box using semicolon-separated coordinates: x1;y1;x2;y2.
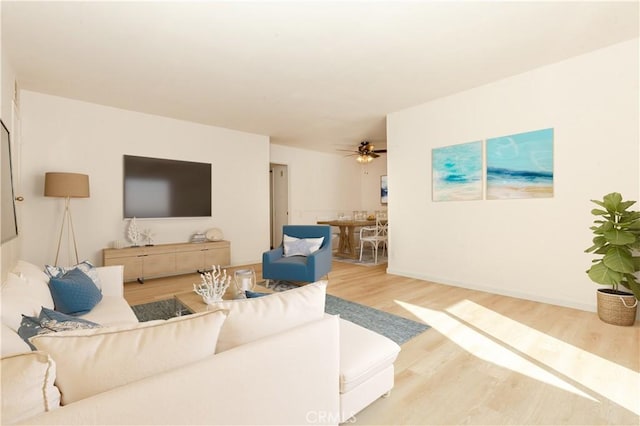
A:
358;158;388;213
269;144;387;223
19;91;270;268
387;38;639;312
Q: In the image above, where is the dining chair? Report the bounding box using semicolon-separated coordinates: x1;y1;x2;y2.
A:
359;213;388;264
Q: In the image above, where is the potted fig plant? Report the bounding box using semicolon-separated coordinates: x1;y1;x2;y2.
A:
585;192;640;326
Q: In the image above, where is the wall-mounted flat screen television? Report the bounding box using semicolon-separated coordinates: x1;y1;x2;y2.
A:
123;155;212;218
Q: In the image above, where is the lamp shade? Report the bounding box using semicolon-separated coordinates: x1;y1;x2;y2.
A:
44;172;90;198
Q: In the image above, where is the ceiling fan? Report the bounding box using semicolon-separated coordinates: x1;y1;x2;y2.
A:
339;141;387;163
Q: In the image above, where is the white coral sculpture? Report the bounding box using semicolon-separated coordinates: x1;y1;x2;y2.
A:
141;228;155;246
127;217;141;246
193;265;231;304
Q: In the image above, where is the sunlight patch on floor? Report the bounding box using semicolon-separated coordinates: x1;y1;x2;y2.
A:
445;299;640;416
395;300;597;402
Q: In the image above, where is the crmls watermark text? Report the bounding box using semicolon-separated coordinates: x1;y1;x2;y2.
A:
306;411;357;424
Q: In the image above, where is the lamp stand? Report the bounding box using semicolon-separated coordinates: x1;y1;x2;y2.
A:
54;197;80;266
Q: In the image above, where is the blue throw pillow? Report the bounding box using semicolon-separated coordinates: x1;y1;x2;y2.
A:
245;290;270;298
49;268;103;315
18;307;100;350
44;260;102;290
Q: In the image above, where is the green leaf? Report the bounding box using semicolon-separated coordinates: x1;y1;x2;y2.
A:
629;220;640;230
603;229;636;245
591;209;608;216
587;261;623;285
618;200;637;212
594;246;609;255
603;246;635;273
623;274;640;300
585;236;607;253
603;192;623;211
590;199;606;209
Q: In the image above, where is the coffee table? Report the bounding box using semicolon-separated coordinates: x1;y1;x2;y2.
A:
174;285;273;315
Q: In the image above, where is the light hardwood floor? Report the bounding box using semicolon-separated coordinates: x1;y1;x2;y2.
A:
124;261;640;425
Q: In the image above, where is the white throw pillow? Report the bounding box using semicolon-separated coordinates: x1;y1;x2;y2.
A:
11;260;55;311
0;351;61;425
1;273;44;331
283;234;324;257
30;310;228;405
210;280;327;353
1;323;31;357
13;260;50;284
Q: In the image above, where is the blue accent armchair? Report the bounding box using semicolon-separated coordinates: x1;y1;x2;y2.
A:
262;225;332;284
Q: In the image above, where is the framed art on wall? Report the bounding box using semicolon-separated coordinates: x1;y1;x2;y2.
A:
432;141;483;201
486;128;554;199
1;119;19;243
380;175;388;204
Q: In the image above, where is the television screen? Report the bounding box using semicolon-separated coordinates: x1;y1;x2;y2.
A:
123;155;212;218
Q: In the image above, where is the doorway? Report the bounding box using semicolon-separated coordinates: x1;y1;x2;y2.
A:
269;163;288;249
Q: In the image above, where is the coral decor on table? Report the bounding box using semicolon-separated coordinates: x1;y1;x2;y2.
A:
193;265;231;304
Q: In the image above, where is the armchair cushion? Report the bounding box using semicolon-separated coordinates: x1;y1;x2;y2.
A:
283;234;324;257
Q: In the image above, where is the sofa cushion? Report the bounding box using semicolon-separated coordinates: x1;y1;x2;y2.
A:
12;260;55;309
79;295;139;326
13;260;49;283
283;234;324;257
45;260;102;290
1;273;43;331
339;318;401;393
48;268;103;315
30;309;228;405
1;322;31;357
18;307;101;350
0;351;61;425
210;280;326;353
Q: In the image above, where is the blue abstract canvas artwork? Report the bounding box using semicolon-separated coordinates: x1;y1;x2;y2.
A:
486;128;554;199
432;141;483;201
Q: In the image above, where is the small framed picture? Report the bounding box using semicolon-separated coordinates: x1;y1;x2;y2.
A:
380;175;388;204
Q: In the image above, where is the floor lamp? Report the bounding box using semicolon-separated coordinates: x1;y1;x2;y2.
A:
44;172;90;266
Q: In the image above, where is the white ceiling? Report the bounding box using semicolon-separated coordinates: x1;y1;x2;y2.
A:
2;1;638;153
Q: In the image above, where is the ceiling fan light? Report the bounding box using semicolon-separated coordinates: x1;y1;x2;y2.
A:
356;154;373;163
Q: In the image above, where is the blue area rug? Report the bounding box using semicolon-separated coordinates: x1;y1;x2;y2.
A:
132;291;429;346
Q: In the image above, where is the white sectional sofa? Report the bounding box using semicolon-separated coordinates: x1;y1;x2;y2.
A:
1;260;400;425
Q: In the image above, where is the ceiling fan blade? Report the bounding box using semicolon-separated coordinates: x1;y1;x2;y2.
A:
373;149;387;153
370;152;380;158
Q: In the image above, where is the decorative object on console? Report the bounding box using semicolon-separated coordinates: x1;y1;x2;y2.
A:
141;228;155;246
234;268;256;297
193;265;231;304
191;232;207;243
126;217;141;246
205;227;224;241
44;172;90;265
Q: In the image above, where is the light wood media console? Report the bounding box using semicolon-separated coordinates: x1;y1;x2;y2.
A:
103;241;230;283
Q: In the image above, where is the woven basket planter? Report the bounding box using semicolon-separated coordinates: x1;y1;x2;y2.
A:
596;289;638;326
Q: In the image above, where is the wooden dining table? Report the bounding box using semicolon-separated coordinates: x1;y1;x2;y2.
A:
317;219;385;259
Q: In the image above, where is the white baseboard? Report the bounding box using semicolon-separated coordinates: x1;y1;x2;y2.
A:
386;267;597;313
